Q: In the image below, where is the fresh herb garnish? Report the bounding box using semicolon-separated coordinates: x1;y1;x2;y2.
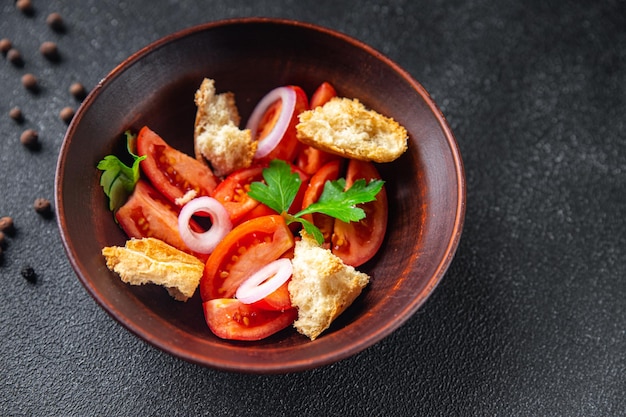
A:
248;159;384;244
97;131;145;212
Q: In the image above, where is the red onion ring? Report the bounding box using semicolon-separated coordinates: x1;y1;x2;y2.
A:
236;258;293;304
246;86;296;159
178;196;232;254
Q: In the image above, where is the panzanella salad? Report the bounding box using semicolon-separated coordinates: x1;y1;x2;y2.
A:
98;79;408;341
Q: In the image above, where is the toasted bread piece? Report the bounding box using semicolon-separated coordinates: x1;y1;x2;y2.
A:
193;78;257;177
288;233;370;340
102;237;204;302
296;96;408;163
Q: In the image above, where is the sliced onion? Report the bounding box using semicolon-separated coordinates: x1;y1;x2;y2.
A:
236;258;293;304
178;196;232;254
246;86;296;159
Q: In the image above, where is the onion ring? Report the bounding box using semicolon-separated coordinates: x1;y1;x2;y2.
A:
178;196;232;254
236;258;293;304
246;86;296;159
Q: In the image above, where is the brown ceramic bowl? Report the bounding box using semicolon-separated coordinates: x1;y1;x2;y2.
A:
55;18;465;373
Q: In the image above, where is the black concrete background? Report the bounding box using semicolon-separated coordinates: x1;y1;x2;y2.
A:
1;1;624;416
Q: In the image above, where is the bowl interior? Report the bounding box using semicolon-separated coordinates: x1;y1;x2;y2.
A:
55;18;464;373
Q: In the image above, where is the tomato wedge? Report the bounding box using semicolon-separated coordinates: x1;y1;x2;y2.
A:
331;160;388;267
301;159;343;245
203;298;297;341
115;180;207;261
309;81;337;109
253;86;309;164
200;215;295;300
136;126;219;205
211;165;267;225
296;82;342;175
250;278;293;312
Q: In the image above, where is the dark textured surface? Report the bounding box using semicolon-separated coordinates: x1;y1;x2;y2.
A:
1;1;624;416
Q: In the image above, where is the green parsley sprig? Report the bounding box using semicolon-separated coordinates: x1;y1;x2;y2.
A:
248;159;384;244
97;131;145;212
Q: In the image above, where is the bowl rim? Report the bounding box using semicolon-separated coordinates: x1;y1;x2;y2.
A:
55;17;466;373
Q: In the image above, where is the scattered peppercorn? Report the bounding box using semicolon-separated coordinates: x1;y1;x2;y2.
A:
59;106;75;124
69;82;87;101
21;73;39;92
0;217;15;236
20;129;39;150
40;41;60;61
33;198;53;218
21;266;37;283
0;38;12;55
9;107;24;123
7;48;24;67
16;0;34;16
46;12;66;33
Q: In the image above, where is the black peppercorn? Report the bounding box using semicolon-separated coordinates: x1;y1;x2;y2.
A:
21;266;37;283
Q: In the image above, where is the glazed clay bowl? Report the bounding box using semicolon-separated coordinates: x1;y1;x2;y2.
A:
55;18;465;373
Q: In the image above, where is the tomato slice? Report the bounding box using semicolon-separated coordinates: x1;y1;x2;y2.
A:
115;180;207;261
136;126;219;205
296;82;342;175
301;159;343;246
203;298;297;341
254;86;309;164
309;81;337;109
250;278;293;312
211;164;266;225
200;215;295;300
331;160;388;267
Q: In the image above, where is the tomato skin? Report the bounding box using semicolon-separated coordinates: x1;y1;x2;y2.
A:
250;279;293;312
331;160;388;267
115;180;207;261
203;298;297;341
296;82;342;175
136;126;219;205
255;86;309;164
211;164;267;225
201;215;295;301
309;81;337;109
301;159;343;245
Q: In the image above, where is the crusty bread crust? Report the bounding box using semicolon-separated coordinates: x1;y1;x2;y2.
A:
288;233;370;340
102;237;204;301
193;78;256;177
296;96;408;163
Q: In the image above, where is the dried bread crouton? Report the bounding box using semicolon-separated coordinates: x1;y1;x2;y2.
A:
193;78;256;177
102;237;204;301
296;96;408;163
288;233;370;340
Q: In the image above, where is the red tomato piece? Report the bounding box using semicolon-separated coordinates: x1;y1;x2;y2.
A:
200;215;295;301
250;278;293;312
301;159;343;246
115;180;207;261
211;164;267;225
203;298;297;341
331;160;388;267
296;82;342;175
309;81;337;109
136;126;219;205
254;86;309;164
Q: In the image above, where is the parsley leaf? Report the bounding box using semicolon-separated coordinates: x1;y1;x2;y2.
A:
97;131;146;212
248;159;384;244
248;159;302;214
